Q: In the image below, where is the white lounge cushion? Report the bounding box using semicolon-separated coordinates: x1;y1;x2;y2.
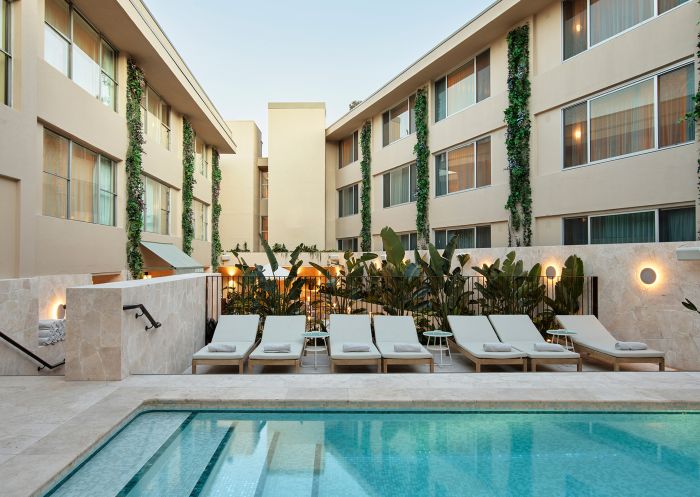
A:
376;342;431;359
249;343;304;361
615;341;647;351
192;341;255;360
447;316;526;360
343;343;371;353
208;342;236;352
483;342;512;352
249;315;306;361
488;315;544;343
329;315;381;359
510;341;579;359
394;343;421;353
263;342;291;353
534;342;566;352
211;315;260;343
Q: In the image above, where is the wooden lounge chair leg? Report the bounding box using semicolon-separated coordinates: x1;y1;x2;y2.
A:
429;359;435;373
377;359;382;373
191;360;197;375
522;360;527;372
248;361;253;374
475;362;481;373
531;360;537;372
295;360;300;373
238;360;244;374
659;358;665;371
613;362;620;372
330;362;335;374
382;361;388;374
577;358;583;372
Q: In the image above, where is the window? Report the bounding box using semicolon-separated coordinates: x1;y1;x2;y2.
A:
338;184;359;218
435;50;490;122
42;128;116;226
44;0;117;109
435;137;491;196
142;175;170;235
260;216;268;242
260;171;269;199
194;200;208;241
562;64;695;168
400;233;417;251
339;131;359;168
434;226;491;249
1;0;11;106
563;206;696;245
382;95;416;146
337;238;359;252
141;84;171;150
563;0;689;59
383;163;417;207
195;135;208;177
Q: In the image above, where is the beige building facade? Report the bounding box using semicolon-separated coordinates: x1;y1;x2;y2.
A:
0;0;235;280
226;0;698;252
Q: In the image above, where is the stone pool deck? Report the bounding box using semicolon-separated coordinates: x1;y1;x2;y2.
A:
1;372;700;497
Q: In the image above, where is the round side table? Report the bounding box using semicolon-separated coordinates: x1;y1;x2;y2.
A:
302;331;330;369
423;330;453;367
546;329;577;351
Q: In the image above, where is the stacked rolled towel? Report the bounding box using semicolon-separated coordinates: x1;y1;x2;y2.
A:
263;342;292;353
534;342;566;352
38;319;65;346
394;343;421;353
343;343;371;352
615;341;648;351
208;343;236;353
483;342;512;352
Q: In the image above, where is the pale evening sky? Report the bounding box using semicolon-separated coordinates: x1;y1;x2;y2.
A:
144;0;495;153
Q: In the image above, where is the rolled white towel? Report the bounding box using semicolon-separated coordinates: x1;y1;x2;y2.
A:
615;341;648;351
38;320;58;331
38;329;53;339
534;342;566;352
343;343;371;352
483;342;512;352
208;342;236;353
263;342;291;353
394;343;421;353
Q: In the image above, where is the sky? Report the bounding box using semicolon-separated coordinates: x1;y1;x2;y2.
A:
144;0;494;153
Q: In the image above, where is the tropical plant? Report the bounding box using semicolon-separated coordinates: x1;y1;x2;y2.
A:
360;121;372;251
414;235;473;332
181;118;196;255
472;252;546;318
413;88;430;248
545;255;584;315
682;299;700;315
210;148;222;268
125;59;145;279
376;227;423;315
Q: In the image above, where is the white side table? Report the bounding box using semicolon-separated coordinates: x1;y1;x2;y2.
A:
546;329;577;351
302;331;330;369
423;330;453;367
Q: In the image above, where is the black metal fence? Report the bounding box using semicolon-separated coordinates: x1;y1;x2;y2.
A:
205;274;598;336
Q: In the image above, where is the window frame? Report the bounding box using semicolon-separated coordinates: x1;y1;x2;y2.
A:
260;170;269;199
338;130;360;168
382;93;417;147
382;162;417;208
338;183;360;218
193;199;209;242
561;0;691;62
561;60;695;170
1;0;12;106
141;83;172;150
141;174;171;235
434;225;492;249
434;48;491;122
42;128;117;226
260;215;268;242
43;0;118;110
434;136;492;197
337;237;359;252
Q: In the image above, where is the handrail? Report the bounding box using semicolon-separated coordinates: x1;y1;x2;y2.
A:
0;330;65;371
123;304;162;331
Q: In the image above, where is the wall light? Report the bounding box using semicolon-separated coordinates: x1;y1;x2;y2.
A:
640;267;657;285
56;304;66;320
573;128;582;141
575;23;582;33
545;266;557;279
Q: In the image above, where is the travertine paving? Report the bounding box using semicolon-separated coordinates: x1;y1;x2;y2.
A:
1;372;699;497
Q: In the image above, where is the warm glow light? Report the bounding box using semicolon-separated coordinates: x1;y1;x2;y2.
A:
637;263;662;289
575;23;582;33
542;261;560;279
640;267;657;285
573;128;582;141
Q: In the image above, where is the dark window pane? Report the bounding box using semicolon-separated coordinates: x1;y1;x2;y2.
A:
659;0;689;14
353;131;359;161
659;207;696;242
476;138;491;187
409;94;416;134
382;112;390;147
564;217;589;245
435;78;447;122
337;239;343;251
435;153;447;196
476;50;490;102
590;211;655;244
383;173;390;208
476;226;491;248
353;184;359;215
658;64;695;148
449;229;475;249
435;230;446;250
563;103;588;168
338;190;343;217
563;0;588;60
410;163;417;202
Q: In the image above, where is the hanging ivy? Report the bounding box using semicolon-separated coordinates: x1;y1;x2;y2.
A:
413;87;430;249
504;24;532;247
360;121;372;251
211;148;222;267
125;59;145;279
182;118;196;255
688;26;700;239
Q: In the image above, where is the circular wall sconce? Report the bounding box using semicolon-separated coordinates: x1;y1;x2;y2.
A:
640;268;657;285
545;266;557;278
56;304;66;320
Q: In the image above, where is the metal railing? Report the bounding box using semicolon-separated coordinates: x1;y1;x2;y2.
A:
0;330;65;371
123;304;162;331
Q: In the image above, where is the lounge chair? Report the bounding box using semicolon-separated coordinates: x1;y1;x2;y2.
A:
488;315;582;372
191;315;259;374
248;315;306;373
329;314;382;373
556;315;665;371
373;316;434;373
447;316;527;372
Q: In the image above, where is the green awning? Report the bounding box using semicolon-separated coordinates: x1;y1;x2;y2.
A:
141;242;204;273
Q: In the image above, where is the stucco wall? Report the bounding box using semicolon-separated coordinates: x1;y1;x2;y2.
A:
65;273;206;380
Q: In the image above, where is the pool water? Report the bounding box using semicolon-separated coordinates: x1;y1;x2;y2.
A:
44;410;700;497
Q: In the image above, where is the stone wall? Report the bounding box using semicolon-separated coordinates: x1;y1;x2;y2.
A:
65;273;206;380
0;274;92;375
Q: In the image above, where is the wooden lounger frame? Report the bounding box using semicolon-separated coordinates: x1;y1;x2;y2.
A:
449;338;527;373
381;357;434;373
530;356;582;372
191;341;258;375
574;343;665;371
247;357;301;374
330;358;382;373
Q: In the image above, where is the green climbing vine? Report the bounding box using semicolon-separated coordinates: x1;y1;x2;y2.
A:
504;24;532;247
182;118;196;255
688;21;700;239
211;147;222;267
360;121;372;251
413;87;430;249
126;59;145;279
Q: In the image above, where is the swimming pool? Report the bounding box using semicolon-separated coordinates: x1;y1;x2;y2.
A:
44;409;700;497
